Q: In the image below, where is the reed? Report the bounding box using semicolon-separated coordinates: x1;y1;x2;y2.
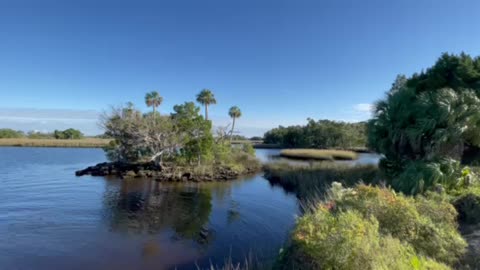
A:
264;162;381;199
0;138;111;148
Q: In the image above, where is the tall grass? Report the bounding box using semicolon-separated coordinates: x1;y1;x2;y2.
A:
0;138;111;148
264;162;381;199
280;149;358;161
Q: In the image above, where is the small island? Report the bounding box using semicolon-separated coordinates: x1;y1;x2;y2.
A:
76;90;261;181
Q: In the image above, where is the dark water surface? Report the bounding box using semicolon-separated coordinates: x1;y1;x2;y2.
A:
1;147;299;270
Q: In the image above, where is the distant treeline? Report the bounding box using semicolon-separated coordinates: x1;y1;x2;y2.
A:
0;128;84;139
263;119;367;149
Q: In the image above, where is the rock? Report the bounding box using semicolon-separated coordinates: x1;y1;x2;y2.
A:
123;170;136;178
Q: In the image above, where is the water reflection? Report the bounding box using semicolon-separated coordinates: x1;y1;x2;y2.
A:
104;179;214;244
1;147;299;270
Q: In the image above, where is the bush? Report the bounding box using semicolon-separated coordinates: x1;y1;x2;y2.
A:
277;207;450;270
278;184;467;269
386;159;477;195
333;185;467;265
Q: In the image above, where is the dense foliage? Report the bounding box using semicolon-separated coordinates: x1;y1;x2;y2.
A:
0;128;84;140
264;119;367;149
0;128;25;138
101;93;258;175
53;128;83;139
368;53;480;194
276;184;465;270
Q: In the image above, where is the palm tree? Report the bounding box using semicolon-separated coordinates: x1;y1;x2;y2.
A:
145;91;163;119
196;89;217;121
228;106;242;142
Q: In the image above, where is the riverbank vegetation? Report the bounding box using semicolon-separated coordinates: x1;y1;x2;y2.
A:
77;90;260;181
263;119;367;149
279;149;358;161
0;138;110;148
270;53;480;269
0;128;85;140
276;183;464;270
368;53;480;195
264;163;380;199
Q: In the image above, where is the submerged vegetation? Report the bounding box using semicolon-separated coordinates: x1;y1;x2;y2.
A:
279;149;358;161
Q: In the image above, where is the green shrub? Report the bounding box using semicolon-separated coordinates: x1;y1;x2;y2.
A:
277;207;450;270
387;159;478;195
279;184;466;268
332;185;466;265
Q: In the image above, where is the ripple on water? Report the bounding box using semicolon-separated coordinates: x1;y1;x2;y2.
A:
1;147;299;270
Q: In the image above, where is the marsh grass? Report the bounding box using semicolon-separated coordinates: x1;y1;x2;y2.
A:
280;149;358;161
0;138;111;148
264;162;381;199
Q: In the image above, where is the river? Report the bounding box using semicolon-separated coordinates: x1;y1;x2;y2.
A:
1;147;299;270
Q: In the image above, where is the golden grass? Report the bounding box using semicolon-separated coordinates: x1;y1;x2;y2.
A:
280;149;358;160
0;138;111;148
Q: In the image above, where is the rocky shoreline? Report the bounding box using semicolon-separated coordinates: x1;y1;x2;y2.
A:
75;161;260;182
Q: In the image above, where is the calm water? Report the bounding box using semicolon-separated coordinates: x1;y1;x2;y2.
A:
0;147;299;270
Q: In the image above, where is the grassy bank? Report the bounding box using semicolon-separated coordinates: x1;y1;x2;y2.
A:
0;138;111;148
280;149;358;161
264;162;380;199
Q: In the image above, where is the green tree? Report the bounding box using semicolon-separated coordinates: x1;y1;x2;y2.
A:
196;89;217;121
228;106;242;142
145;91;163;119
53;128;83;139
0;128;24;138
172;102;214;165
368;53;480;194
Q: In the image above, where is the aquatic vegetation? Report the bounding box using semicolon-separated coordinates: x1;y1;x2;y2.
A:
280;149;358;161
264;162;380;199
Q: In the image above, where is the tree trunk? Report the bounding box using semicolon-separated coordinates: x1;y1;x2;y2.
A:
152;106;156;124
205;104;209;121
230;117;236;143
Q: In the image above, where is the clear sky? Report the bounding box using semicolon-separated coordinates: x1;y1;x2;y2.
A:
1;0;479;136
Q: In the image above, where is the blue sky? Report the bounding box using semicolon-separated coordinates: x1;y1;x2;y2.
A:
1;0;479;136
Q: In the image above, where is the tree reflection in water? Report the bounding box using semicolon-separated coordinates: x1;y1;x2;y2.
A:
103;179;214;245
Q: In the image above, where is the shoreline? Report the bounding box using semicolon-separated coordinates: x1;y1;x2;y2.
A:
0;138;111;148
76;160;262;182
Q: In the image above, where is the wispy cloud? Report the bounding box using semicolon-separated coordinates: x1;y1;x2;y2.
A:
353;103;374;113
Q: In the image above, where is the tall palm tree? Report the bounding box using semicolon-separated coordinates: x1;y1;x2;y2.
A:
145;91;163;119
196;89;217;121
228;106;242;142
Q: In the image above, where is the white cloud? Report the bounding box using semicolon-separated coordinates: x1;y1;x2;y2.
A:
353;103;374;113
